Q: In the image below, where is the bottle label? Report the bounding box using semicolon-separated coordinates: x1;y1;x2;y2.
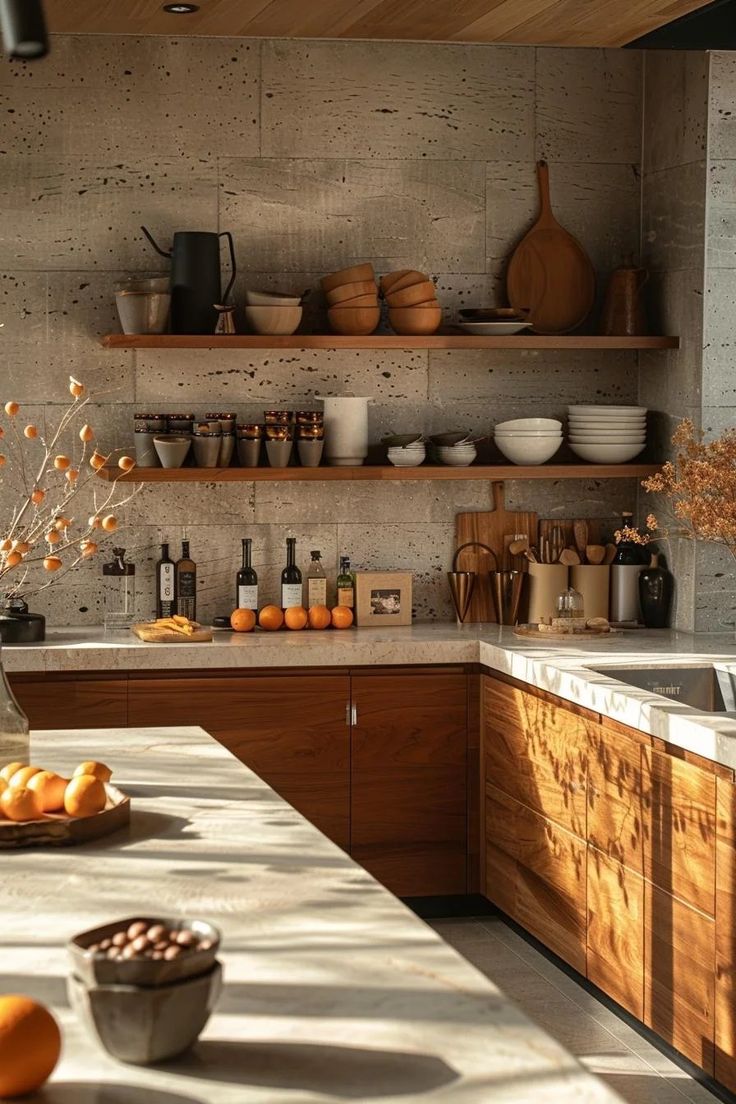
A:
337;587;354;608
178;570;196;598
281;583;303;608
307;578;327;607
238;584;258;610
159;564;174;601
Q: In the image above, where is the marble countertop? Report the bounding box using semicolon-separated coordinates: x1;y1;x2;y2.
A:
6;623;736;768
5;725;624;1104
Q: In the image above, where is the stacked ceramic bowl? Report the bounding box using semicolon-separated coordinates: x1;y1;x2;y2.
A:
381;270;442;335
494;418;562;466
384;433;426;467
323;264;380;335
567;405;647;463
245;288;303;335
430;432;478;467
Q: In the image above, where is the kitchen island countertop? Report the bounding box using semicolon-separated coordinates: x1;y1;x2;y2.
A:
4;724;625;1104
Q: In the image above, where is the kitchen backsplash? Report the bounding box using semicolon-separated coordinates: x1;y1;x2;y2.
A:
0;35;647;625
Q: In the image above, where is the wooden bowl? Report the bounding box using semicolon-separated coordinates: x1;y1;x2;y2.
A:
321;263;375;293
0;783;130;849
386;280;437;308
328;293;378;308
325;280;378;306
388;305;442;336
327;306;380;336
380;269;428;295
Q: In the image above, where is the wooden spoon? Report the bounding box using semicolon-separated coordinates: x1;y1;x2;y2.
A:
573;519;589;561
603;543;617;565
559;547;581;566
585;544;606;565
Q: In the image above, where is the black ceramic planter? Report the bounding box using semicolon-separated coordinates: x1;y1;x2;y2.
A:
0;611;46;643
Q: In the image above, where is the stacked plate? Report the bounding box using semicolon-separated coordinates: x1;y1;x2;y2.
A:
568;405;647;463
494;418;562;466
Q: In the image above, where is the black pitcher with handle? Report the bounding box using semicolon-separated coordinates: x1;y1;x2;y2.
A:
141;227;236;335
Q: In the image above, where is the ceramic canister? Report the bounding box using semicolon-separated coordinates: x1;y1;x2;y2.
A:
570;565;611;621
317;395;371;466
610;564;643;623
527;563;568;624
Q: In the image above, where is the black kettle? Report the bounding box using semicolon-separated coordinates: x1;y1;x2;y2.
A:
141;227;236;335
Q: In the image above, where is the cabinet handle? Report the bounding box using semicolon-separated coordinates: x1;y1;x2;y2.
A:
346;703;358;727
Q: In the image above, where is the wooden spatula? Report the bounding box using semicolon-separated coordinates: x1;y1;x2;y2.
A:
507;161;596;334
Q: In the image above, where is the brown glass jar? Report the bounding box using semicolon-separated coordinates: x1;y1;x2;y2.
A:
264;410;293;425
236;423;264;439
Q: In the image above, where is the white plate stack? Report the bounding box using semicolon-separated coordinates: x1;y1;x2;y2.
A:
567;405;647;463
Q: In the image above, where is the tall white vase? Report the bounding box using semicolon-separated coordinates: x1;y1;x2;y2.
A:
318;395;371;466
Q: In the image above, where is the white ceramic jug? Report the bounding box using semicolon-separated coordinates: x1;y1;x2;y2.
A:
318;395;371;466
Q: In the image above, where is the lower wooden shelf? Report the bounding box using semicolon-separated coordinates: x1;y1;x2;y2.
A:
99;463;660;483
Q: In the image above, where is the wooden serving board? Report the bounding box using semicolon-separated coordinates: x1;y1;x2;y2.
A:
455;482;537;622
132;623;212;643
513;624;622;640
0;784;130;849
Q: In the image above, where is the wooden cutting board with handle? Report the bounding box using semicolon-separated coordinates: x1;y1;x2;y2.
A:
506;160;595;334
455;482;537;622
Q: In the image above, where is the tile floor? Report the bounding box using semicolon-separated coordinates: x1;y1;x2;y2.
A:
431;915;723;1104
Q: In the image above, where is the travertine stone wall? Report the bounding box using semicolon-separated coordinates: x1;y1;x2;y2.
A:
0;36;644;625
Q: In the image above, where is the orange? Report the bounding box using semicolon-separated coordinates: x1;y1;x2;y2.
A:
0;778;6;797
73;760;112;783
258;605;284;632
0;786;43;822
331;606;354;629
8;765;42;789
230;608;256;633
284;606;308;631
64;774;107;817
27;771;68;813
0;761;25;784
0;995;61;1097
308;605;332;630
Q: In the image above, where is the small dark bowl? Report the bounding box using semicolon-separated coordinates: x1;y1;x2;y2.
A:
68;915;221;988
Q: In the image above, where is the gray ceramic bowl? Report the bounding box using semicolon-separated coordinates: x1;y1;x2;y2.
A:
68;960;222;1065
153;434;191;469
68;916;221;988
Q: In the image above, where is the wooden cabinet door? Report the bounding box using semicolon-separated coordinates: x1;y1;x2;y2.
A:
9;674;127;730
587;846;644;1019
482;676;587;837
587;721;645;873
129;673;350;848
350;669;467;897
716;778;736;1092
642;746;716;915
485;782;587;973
644;881;715;1073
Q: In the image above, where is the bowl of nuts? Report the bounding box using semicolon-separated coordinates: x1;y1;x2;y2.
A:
68;916;221;988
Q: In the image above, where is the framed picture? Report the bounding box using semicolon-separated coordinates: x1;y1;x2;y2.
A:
354;572;413;627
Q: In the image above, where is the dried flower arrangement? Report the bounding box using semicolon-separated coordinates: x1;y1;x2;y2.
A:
613;523;651;547
643;418;736;557
0;376;139;602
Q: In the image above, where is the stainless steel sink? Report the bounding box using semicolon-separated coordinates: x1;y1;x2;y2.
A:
590;663;736;713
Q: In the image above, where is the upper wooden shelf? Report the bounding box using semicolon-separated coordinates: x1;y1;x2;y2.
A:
99;463;660;483
100;333;680;351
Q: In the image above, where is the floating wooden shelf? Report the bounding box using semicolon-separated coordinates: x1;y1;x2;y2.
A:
100;463;660;483
100;333;679;351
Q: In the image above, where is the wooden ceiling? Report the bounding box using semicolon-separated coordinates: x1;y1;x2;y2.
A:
45;0;713;47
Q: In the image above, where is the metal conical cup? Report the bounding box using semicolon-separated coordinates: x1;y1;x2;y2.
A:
490;570;525;625
447;572;476;623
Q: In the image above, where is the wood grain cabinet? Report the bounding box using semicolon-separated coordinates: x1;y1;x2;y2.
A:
587;720;645;873
10;673;127;730
128;673;351;848
587;846;644;1019
716;778;736;1092
350;669;468;897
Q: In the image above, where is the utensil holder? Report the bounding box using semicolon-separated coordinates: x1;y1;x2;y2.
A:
570;564;610;620
527;563;568;624
490;570;525;626
611;564;642;623
448;542;497;624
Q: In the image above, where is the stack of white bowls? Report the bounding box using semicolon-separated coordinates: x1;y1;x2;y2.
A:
568;405;647;463
437;442;477;467
494;418;562;465
387;442;426;467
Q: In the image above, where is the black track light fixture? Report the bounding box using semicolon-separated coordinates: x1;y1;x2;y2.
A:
0;0;49;59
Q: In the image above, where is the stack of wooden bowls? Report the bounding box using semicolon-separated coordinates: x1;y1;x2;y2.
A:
381;270;442;335
323;264;380;335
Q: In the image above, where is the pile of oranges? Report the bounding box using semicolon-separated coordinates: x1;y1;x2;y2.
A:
0;759;112;823
230;604;353;633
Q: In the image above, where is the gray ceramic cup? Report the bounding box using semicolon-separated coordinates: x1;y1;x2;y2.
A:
193;435;221;468
266;440;293;468
134;430;160;467
218;433;235;467
297;439;324;468
153;435;191;469
236;438;262;467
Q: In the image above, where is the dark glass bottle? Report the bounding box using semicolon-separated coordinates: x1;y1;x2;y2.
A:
156;542;176;618
281;537;302;609
336;556;355;608
236;538;258;610
613;512;648;566
639;552;674;629
176;539;197;620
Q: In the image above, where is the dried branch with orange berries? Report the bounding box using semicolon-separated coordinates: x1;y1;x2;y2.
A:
642;418;736;558
0;376;141;597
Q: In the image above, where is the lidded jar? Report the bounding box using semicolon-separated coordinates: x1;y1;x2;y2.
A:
556;586;585;629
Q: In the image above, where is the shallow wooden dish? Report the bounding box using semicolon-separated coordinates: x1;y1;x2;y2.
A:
0;783;130;849
325;279;378;306
380;269;427;295
321;263;375;293
132;622;212;643
385;280;437;308
513;623;622;640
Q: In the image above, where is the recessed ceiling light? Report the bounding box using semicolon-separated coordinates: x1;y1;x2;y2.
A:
162;3;199;12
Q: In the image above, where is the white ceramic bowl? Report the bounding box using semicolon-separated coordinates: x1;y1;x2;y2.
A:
388;446;426;467
245;305;303;335
569;441;646;463
494;418;562;433
569;421;646;431
245;288;303;306
494;435;561;465
494;430;563;439
437;445;477;466
568;405;647;416
569;433;646;443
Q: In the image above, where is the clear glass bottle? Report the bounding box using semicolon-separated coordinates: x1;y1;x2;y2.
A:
306;550;327;607
0;645;30;766
236;538;258;610
281;537;303;609
103;547;136;632
336;556;355;608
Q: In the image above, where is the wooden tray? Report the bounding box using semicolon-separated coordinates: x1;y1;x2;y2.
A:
132;622;212;643
513;623;622;640
0;783;130;848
